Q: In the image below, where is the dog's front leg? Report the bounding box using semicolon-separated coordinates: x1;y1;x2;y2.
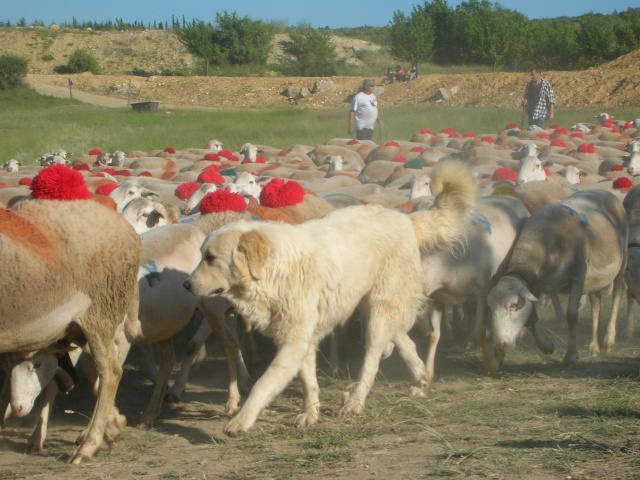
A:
223;341;308;437
295;343;320;427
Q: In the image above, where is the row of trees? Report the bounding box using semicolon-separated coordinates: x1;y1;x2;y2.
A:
390;1;640;70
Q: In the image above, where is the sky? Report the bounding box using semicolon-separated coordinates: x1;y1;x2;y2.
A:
2;0;638;29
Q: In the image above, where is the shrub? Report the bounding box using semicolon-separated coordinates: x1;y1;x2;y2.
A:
277;27;339;76
0;55;28;90
66;49;101;74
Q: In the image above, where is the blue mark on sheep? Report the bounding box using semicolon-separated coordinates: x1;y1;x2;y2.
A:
559;204;590;227
472;213;492;233
140;259;161;287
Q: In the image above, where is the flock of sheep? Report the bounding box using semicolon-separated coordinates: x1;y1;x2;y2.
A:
1;112;640;462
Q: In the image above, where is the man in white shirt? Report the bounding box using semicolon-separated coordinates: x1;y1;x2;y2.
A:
348;79;383;140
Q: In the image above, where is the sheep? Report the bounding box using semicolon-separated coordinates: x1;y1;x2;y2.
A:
484;189;628;372
3;223;250;447
109;180;156;212
622;184;640;339
3;159;21;172
419;195;531;383
515;143;553;185
623;140;640;176
108;151;127;167
121;196;170;234
307;145;366;170
0;199;140;463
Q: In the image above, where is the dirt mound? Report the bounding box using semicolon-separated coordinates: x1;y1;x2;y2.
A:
5;27;640;110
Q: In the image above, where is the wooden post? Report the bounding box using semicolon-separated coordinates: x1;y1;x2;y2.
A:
68;78;73;98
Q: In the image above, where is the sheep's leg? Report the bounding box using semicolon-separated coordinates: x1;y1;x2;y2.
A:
0;366;10;427
199;299;248;415
27;381;59;453
550;293;565;323
295;343;320;427
623;290;637;341
603;272;625;352
224;340;307;437
69;332;122;464
423;303;442;386
137;339;173;428
165;318;211;403
588;291;602;356
527;306;554;354
563;287;584;368
475;297;502;374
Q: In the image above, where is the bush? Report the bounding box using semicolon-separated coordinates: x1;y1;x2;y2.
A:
65;49;101;74
277;27;339;76
0;55;28;90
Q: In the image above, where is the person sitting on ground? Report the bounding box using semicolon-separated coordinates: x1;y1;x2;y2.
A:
394;65;406;82
408;64;418;80
384;67;394;84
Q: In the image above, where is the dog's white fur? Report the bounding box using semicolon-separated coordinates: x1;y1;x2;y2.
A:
185;160;477;437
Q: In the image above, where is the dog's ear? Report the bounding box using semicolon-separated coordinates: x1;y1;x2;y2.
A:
236;230;270;280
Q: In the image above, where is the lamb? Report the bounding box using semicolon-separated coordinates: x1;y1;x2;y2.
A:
0;199;140;463
419;195;531;383
484;189;628;372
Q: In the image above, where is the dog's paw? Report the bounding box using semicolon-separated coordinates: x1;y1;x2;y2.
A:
295;411;319;428
223;418;247;437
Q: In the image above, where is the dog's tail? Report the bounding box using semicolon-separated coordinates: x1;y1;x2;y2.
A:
410;159;477;251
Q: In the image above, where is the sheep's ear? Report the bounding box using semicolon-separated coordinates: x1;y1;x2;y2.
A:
578;170;588;177
518;283;538;302
542;160;554;168
236;230;270;280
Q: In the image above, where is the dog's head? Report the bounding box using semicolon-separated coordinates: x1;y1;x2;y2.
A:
184;222;271;297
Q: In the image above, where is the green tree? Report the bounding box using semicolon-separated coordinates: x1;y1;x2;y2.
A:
0;54;28;90
389;7;435;63
278;26;338;76
575;14;615;67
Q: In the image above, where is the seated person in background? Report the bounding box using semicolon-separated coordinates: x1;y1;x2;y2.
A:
384;67;394;84
409;64;418;80
394;65;406;82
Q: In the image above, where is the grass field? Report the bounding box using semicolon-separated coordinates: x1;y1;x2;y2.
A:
1;87;638;162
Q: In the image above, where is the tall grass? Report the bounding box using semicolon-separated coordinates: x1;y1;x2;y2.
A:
1;86;638;163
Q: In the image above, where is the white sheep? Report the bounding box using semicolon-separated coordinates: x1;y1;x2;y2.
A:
622;184;640;339
3;159;20;172
0;199;140;463
121;196;170;234
108;180;156;213
485;189;628;372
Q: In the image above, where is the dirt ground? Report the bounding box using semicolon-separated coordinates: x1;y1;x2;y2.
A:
2;27;640;110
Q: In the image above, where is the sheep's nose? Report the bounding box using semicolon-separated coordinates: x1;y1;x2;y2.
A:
183;280;192;292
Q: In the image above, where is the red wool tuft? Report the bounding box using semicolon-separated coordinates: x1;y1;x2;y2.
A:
384;141;400;147
256;156;266;164
204;153;221;162
440;127;455;135
198;165;225;184
19;177;32;186
480;136;495;143
260;178;305;207
602;119;614;128
200;189;246;214
514;142;524;148
491;167;518;183
72;163;90;171
554;127;569;135
577;143;596;154
420;127;432;134
464;131;476;138
550;139;566;147
88;148;102;155
113;169;131;176
624;121;635;130
450;132;462;138
30;164;91;200
611;164;625;172
570;132;584;139
347;139;360;145
89;173;106;178
138;171;153;177
392;156;407;163
505;123;518;129
543;168;552;176
164;147;176;154
613;177;633;190
218;149;236;160
102;168;116;175
410;146;425;153
536;132;550;140
95;183;119;196
175;182;200;200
